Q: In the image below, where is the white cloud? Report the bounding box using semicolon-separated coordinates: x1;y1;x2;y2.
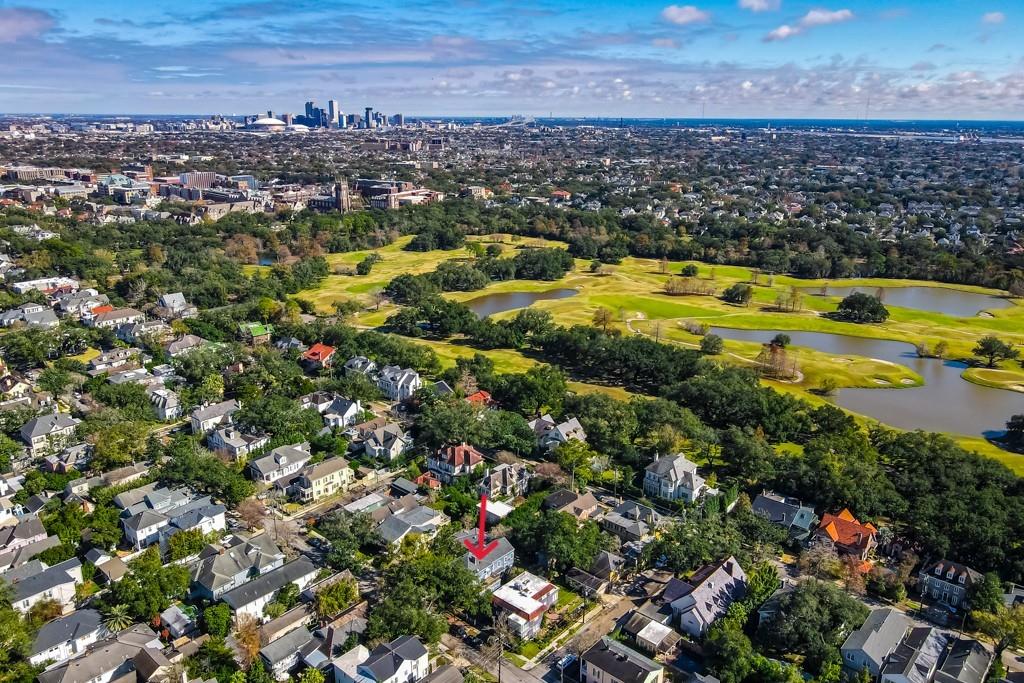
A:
739;0;781;12
764;24;800;41
981;11;1005;24
764;8;853;40
661;5;711;25
800;8;854;26
0;7;55;44
652;37;680;48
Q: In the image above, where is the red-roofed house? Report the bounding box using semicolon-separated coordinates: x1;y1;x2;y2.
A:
414;472;442;490
814;509;878;560
426;442;484;484
465;390;496;408
301;343;336;370
91;304;114;315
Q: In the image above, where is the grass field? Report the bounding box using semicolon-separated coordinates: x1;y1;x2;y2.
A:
291;237;1024;470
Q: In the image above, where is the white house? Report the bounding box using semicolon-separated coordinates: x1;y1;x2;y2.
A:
20;413;81;457
248;443;312;485
208;427;269;461
376;366;422;401
492;571;559;639
670;556;748;637
6;557;82;614
147;387;181;421
220;557;318;623
29;609;107;667
335;635;429;683
528;414;587;452
841;608;913;676
362;424;412;461
190;399;240;434
643;454;707;503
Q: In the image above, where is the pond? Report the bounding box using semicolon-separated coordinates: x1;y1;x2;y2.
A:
708;326;1024;440
464;288;578;317
799;285;1012;318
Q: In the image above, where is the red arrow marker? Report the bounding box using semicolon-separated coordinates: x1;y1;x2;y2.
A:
464;494;499;560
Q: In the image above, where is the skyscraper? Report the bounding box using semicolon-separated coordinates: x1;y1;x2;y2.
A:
327;100;340;127
364;107;374;129
305;101;316;119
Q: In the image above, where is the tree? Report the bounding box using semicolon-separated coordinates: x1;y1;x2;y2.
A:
203;603;232;638
235;616;262;669
973;335;1018;368
38;367;72;397
771;333;790;348
297;669;325;683
314;578;359;621
700;334;724;355
554;439;598;487
592;307;614;332
969;573;1005;614
722;283;753;306
107;547;190;621
317;511;380;572
972;604;1024;655
236;498;266;530
835;292;889;323
102;603;133;632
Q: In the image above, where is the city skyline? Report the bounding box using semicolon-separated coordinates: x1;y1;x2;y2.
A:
0;0;1021;120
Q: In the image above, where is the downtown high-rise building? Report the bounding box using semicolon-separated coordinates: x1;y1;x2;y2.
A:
327;100;340;127
364;107;374;128
304;101;316;119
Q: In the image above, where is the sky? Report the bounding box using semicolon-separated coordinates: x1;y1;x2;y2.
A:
0;0;1021;119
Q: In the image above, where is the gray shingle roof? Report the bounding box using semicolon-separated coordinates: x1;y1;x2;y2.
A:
581;637;662;683
31;609;103;656
842;608;912;665
259;626;313;665
220;557;316;609
360;635;427;681
21;413;80;440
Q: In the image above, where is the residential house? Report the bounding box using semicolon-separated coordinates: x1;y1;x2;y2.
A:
601;501;662;543
260;626;316;681
343;356;378;378
427;443;484;484
165;334;207;357
190;534;286;600
456;530;515;583
289;457;353;503
160;604;195;639
20;412;81;456
53;289;109;317
123;496;226;551
528;414;587;451
338;635;429;683
35;624;163;683
815;509;878;560
190;399;240;434
880;627;948;683
5;557;82;614
841;608;913;676
363;424;412;461
643;454;707;503
88;348;140;374
315;396;362;429
918;560;982;609
220;557;318;623
147;387;181;421
934;639;992;683
155;292;197;319
208;427;270;461
376;365;422;401
0;516;48;553
478;462;531;499
0;303;59;328
492;571;559;639
581;637;664;683
542;489;601;521
376;504;450;544
301;343;337;371
29;608;106;667
670;556;748;637
239;322;274;345
85;307;145;329
751;491;819;540
249;443;312;485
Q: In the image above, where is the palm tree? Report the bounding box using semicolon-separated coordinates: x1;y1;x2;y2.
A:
102;604;133;633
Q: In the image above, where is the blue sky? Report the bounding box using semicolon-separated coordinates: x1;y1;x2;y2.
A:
0;0;1020;118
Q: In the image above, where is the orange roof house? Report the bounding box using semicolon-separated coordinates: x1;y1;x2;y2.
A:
301;342;336;368
465;390;495;408
814;508;878;560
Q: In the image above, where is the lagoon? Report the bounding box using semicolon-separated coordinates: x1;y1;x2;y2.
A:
464;289;579;317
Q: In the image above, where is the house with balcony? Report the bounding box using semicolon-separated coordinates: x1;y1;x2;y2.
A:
581;638;664;683
492;571;559;639
456;530;515;584
670;556;748;637
643;454;707;503
28;608;106;668
190;534;285;600
220;557;318;623
376;365;422;402
288;457;353;503
427;443;484;484
478;462;531;499
20;412;81;457
249;443;312;485
190;399;240;434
